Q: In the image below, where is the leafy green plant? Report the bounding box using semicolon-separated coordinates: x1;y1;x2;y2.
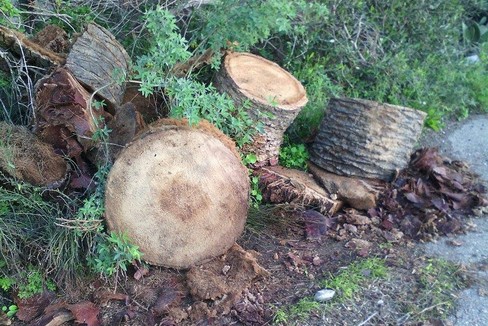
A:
0;277;14;292
1;304;17;318
320;257;388;301
0;0;20;27
241;154;263;208
47;3;97;34
249;175;263;208
89;232;142;280
17;267;56;299
465;43;488;112
273;307;289;324
289;297;321;320
463;16;488;46
134;8;262;147
188;0;296;67
279;139;309;171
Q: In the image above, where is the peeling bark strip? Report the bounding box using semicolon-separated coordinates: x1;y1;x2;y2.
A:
66;23;131;107
215;52;308;166
105;120;250;268
310;98;427;181
255;165;342;215
35;68;102;154
0;26;65;68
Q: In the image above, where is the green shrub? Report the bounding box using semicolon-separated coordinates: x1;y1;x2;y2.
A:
17;267;56;299
134;7;267;147
256;0;488;138
466;43;488;111
279;138;309;171
88;232;142;280
1;304;17;318
0;0;20;27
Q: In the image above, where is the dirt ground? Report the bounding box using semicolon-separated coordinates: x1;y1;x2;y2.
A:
7;116;488;326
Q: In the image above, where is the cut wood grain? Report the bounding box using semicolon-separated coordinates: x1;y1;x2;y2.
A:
66;23;131;107
308;162;381;210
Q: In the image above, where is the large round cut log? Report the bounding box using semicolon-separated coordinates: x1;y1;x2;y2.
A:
215;52;308;166
310;98;427;181
104;120;250;268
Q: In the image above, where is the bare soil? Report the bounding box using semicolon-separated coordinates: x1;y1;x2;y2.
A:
9;119;487;326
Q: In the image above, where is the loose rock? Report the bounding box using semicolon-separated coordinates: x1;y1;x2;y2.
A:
314;289;335;302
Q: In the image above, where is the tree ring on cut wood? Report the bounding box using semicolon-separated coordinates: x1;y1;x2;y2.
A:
223;52;306;107
104;121;250;268
215;52;308;166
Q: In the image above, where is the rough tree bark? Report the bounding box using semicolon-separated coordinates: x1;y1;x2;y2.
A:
255;165;342;215
35;68;104;155
65;23;131;108
310;98;427;181
0;26;65;68
104;119;250;268
215;52;308;166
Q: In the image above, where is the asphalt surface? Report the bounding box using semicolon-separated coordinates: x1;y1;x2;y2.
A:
420;115;488;326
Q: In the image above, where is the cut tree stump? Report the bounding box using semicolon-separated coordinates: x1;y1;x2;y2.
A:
310;98;427;181
308;162;381;210
104;119;250;268
255;165;342;215
66;23;131;108
215;52;308;166
0;122;67;188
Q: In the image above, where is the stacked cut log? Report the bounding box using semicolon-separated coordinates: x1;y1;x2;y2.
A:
310;98;427;181
1;17;428;269
215;52;308;166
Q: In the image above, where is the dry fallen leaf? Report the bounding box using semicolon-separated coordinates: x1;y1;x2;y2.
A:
15;292;55;322
67;301;100;326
